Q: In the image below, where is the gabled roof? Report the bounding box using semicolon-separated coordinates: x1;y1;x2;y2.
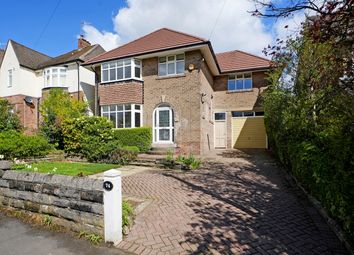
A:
85;28;208;64
37;44;105;69
216;50;271;73
10;40;52;70
0;49;4;67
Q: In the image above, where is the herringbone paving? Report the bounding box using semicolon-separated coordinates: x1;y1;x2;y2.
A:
118;150;347;255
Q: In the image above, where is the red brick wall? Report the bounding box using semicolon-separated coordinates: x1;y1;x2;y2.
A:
3;95;39;134
98;81;143;105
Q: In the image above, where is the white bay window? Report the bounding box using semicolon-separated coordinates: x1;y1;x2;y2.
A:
101;58;141;83
44;67;67;88
101;104;143;129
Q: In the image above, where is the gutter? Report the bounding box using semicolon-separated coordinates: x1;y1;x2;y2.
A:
90;66;100;116
76;61;80;100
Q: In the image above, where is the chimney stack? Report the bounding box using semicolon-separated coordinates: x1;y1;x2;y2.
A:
78;35;91;49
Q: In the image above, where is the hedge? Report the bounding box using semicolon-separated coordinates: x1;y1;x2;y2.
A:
113;127;152;152
0;131;53;159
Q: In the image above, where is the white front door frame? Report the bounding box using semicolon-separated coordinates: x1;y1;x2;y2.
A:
153;106;174;144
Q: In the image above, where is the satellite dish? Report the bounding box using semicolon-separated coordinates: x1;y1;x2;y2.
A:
24;96;35;109
24;96;33;104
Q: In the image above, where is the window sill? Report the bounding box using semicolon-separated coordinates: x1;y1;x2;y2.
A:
156;73;186;80
100;78;143;85
226;89;253;94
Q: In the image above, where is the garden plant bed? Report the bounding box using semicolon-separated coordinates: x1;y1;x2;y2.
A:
12;161;120;176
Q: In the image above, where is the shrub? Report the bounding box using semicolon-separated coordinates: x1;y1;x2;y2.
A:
0;99;21;132
85;143;137;165
122;200;134;234
62;116;114;156
176;155;202;170
0;131;53;159
122;146;140;152
62;116;137;164
40;88;87;148
113;127;152;152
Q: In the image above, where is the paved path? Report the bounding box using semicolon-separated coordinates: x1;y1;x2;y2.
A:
119;150;347;255
0;214;128;255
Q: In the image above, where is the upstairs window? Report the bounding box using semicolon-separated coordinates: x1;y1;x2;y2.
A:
8;69;13;87
158;54;185;76
101;58;141;83
228;73;252;91
44;67;67;88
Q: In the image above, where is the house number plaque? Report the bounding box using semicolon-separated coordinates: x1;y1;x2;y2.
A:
103;181;113;191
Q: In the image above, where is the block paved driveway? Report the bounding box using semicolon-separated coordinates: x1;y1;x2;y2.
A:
119;150;347;255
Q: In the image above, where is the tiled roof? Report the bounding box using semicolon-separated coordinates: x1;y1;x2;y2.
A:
85;28;208;64
10;40;52;70
216;50;271;73
37;44;105;69
0;49;4;67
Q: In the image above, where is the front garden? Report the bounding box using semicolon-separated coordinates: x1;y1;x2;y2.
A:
0;89;152;171
12;161;119;176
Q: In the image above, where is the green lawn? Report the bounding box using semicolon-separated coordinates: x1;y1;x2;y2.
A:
12;161;120;176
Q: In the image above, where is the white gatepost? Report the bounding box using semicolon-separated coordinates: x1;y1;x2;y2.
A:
103;169;122;245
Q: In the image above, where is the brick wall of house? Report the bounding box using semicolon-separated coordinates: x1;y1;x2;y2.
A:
4;95;39;134
98;81;143;106
199;60;214;155
213;71;268;112
142;50;203;155
212;71;268;149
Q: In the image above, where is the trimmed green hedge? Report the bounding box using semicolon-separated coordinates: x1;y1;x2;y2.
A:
113;127;152;152
0;131;53;159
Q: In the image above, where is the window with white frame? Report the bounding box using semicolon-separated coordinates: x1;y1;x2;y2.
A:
158;54;185;76
44;67;67;87
101;104;142;128
228;73;252;91
8;69;13;87
101;58;141;83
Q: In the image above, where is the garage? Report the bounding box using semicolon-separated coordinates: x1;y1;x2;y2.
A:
231;111;267;149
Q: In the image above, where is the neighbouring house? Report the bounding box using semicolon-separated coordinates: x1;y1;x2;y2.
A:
83;28;271;155
0;36;105;133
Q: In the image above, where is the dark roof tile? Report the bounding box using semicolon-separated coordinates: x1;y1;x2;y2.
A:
0;49;4;67
216;50;271;73
10;40;52;70
85;28;207;64
38;44;105;68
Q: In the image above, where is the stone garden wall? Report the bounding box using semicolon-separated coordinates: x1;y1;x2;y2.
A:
0;161;104;235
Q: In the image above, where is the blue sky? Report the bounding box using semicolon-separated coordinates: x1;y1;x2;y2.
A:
0;0;126;56
0;0;293;57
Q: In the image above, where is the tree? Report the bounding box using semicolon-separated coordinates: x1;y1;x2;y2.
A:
252;0;353;94
40;89;87;148
0;99;21;132
254;0;354;242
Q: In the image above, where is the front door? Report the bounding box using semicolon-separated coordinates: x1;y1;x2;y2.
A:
153;106;174;144
214;112;227;148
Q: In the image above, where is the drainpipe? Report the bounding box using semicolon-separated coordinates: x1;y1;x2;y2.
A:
91;66;100;116
77;62;80;101
37;97;40;130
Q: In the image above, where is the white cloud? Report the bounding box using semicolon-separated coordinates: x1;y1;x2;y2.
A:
81;23;121;51
82;0;274;55
273;12;306;40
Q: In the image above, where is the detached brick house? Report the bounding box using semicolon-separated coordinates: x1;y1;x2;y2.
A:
0;37;105;133
84;28;271;155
